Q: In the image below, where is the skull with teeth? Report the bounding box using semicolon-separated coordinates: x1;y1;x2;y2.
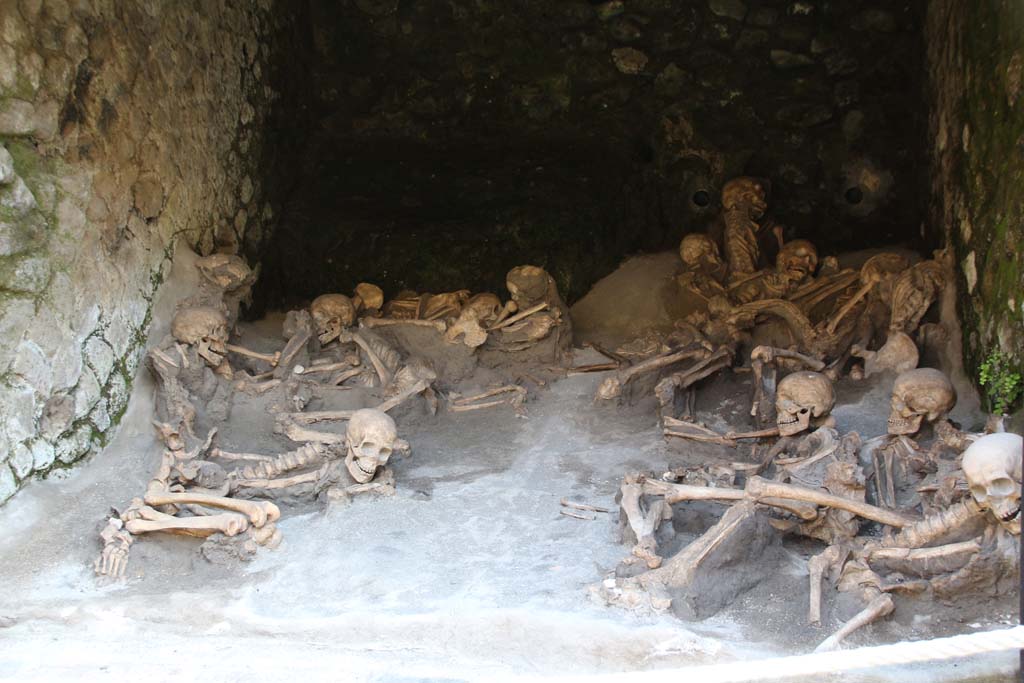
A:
310;294;356;345
887;368;956;436
722;177;769;219
345;409;398;484
775;371;836;437
775;239;819;285
171;306;229;368
962;432;1023;533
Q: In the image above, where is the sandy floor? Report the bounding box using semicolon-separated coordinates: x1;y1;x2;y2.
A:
0;252;1017;682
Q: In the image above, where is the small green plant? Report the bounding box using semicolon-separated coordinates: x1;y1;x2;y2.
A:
978;350;1023;415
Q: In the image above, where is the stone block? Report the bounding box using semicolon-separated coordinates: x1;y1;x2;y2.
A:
9;442;33;479
74;370;101;419
0;382;37;447
0;464;16;504
55;424;92;465
84;335;116;382
0;255;51;293
0;145;14;185
0;99;35;136
11;339;52;397
31;440;56;472
708;0;746;21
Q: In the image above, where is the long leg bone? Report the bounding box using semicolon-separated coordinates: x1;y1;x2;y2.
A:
211;449;276;462
376;377;430;413
125;512;250;538
641;477;914;528
597;343;710;401
808;544;848;625
273;327;311;379
449;385;527;414
362;317;447;333
567;362;620;375
814;593;894;652
744;477;914;528
824;280;875;335
277;418;346;445
486;302;549;331
492;300;518;326
142;491;280;527
225;343;280;366
662;418;736;446
349;331;392;387
287;410;355;425
724;426;781;440
620;478;671;569
298;361;355;375
233;470;322;491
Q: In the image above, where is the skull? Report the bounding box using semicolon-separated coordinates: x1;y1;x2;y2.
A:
887;368;956;435
679;234;726;279
345;409;398;483
171;306;229;367
195;254;255;292
310;294;356;345
775;239;818;284
721;177;769;219
353;283;384;313
506;265;552;309
962;432;1023;532
775;371;836;436
464;292;502;327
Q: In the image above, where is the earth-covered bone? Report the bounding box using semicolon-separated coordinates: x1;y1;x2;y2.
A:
886;367;956;436
730;239;818;304
196;253;255;292
962;433;1023;533
193;253;257;325
775;371;836;436
889;258;945;334
851;330;919;378
171;306;230;368
445;292;504;348
353;282;385;313
310;293;357;345
494;265;573;352
676;233;727;302
776;239;819;286
721;176;770;281
345;408;399;484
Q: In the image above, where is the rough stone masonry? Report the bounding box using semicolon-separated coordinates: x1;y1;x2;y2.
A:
0;0;285;502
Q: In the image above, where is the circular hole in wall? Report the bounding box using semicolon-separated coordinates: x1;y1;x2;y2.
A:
844;187;864;205
692;190;711;207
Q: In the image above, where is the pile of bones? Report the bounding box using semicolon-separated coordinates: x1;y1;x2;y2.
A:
93;176;1019;653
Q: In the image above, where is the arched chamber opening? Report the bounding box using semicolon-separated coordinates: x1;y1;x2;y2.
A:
248;0;934;325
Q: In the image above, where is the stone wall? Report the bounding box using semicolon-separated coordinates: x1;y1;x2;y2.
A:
253;0;929;310
0;0;286;502
926;0;1024;409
